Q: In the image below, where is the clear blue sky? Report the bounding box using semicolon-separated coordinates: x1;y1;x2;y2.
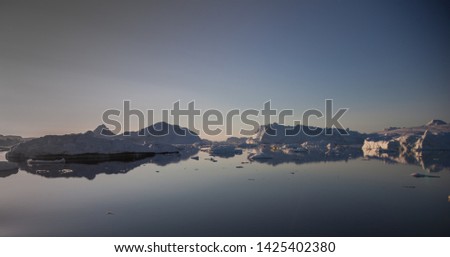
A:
1;0;449;139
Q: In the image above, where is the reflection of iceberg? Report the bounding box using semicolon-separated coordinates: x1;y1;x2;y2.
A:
146;146;199;166
18;147;198;180
0;161;19;177
27;158;65;165
363;147;450;172
0;168;18;178
0;161;18;171
19;160;149;180
248;145;362;166
281;144;308;154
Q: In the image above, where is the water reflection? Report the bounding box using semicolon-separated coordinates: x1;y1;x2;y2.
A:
19;159;149;180
362;149;450;172
247;145;363;166
0;151;18;178
3;145;450;180
148;146;199;166
0;168;18;178
17;147;199;180
245;145;450;173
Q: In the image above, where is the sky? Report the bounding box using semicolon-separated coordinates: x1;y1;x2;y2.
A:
0;0;449;140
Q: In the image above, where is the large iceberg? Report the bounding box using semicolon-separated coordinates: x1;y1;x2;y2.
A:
414;130;450;151
362;137;400;153
208;143;243;158
6;132;156;162
362;120;450;153
247;123;365;146
5;122;202;162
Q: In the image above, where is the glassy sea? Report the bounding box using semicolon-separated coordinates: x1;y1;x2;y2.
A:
0;149;449;237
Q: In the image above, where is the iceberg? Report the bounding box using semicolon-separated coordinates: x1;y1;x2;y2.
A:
426;119;447;126
280;144;309;154
121;122;201;145
5;122;202;163
225;137;256;148
248;152;273;160
414;130;450;151
208;144;243;158
362;120;450;153
362;137;400;153
247;123;365;146
6;132;155;162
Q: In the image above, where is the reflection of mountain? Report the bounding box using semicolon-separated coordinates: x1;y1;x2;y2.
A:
248;146;363;166
19;147;198;180
363;148;450;172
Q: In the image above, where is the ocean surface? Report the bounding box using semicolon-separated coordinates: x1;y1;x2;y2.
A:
0;149;449;236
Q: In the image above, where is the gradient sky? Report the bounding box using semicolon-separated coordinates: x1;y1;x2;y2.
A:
1;0;449;140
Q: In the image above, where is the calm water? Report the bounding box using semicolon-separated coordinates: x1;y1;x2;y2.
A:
0;149;449;236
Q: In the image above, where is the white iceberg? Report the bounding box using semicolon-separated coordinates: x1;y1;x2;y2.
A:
208;144;243;157
362;138;400;153
280;144;309;154
362;120;450;153
6;132;154;162
247;123;365;146
414;130;450;151
426;119;447;126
